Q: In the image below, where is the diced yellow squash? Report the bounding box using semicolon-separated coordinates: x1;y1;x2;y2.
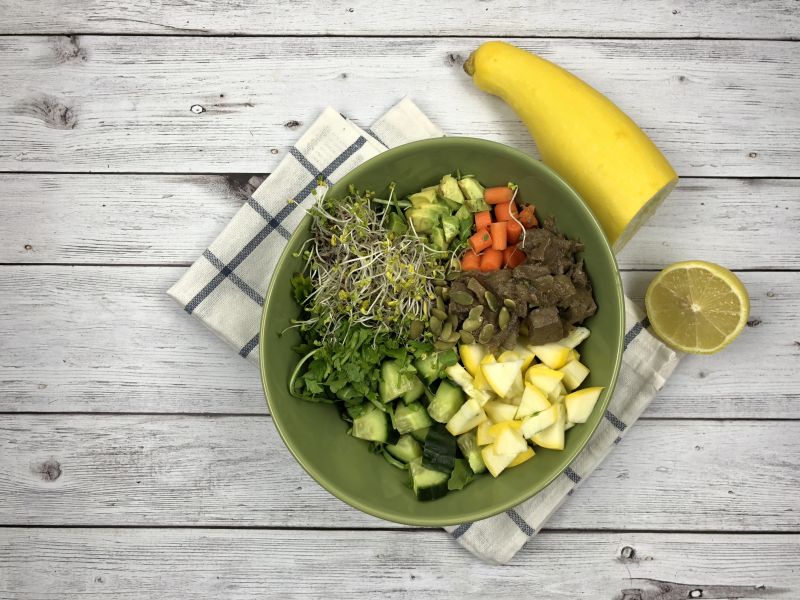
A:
484;400;519;423
459;343;487;377
482;359;525;398
497;350;520;363
559;359;590;391
529;342;571;370
559;326;590;349
565;387;604;423
476;420;495;446
446;398;488;436
525;364;564;398
473;354;496;392
445;363;491;406
481;443;516;477
508;370;524;399
565;421;576;431
487;420;522;438
508;447;535;467
515;383;551;420
513;345;536;371
506;393;523;406
494;426;528;455
520;404;559;439
531;404;566;450
567;348;580;362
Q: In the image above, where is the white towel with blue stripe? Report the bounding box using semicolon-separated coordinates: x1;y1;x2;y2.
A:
168;97;681;564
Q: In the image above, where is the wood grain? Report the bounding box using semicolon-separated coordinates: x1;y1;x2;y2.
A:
2;0;798;38
1;36;798;175
0;529;797;598
0;414;797;530
1;174;797;269
1;268;795;416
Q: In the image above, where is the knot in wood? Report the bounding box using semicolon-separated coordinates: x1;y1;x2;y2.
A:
190;104;206;114
620;545;636;560
34;459;62;481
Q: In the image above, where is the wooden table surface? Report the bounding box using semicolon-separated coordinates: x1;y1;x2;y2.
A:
1;2;798;598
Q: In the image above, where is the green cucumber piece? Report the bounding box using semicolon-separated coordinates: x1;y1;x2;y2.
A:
427;380;465;423
409;458;450;501
394;402;433;434
386;434;423;463
457;430;487;474
351;406;389;443
402;375;426;405
379;359;416;403
422;423;457;473
410;427;430;443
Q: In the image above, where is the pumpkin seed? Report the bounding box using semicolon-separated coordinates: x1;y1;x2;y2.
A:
446;270;459;281
440;321;453;341
460;330;475;344
485;291;498;312
441;287;450;301
462;317;482;332
478;323;495;344
408;320;424;339
503;298;516;310
431;308;447;321
435;296;446;313
468;305;485;320
434;340;456;351
498;307;511;331
451;290;474;306
519;323;529;337
447;313;458;328
447;331;461;343
429;316;442;336
433;278;448;287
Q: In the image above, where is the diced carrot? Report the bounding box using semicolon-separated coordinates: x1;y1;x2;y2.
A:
504;246;526;268
484;186;514;205
506;219;523;244
469;229;493;253
518;204;538;228
474;210;492;232
461;249;482;271
494;201;519;222
480;248;504;272
490;222;507;250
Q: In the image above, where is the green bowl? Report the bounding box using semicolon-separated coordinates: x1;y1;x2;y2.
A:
260;137;624;526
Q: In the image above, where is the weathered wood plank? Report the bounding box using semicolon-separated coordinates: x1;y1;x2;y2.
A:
0;415;797;530
0;268;795;417
2;0;798;38
1;529;797;598
1;174;797;269
1;36;798;175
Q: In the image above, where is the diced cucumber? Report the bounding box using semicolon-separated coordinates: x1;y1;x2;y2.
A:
422;424;457;473
379;359;416;403
409;458;450;501
457;430;487;474
447;458;475;491
394;402;433;434
351;406;389;443
401;375;426;404
427;380;465;423
410;427;430;442
386;434;422;463
414;353;440;385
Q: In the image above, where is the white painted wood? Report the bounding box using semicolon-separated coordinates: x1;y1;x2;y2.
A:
1;529;798;598
3;0;799;38
0;415;797;530
1;36;798;175
1;268;795;417
2;174;797;269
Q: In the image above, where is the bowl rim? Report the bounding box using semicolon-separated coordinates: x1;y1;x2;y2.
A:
260;136;625;526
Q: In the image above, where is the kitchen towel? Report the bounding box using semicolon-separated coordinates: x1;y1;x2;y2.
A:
168;97;681;564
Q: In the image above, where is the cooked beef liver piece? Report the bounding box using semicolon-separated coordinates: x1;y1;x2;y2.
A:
527;306;565;345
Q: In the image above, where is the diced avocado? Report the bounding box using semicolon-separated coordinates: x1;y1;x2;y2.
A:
455;205;472;224
408;186;439;207
441;215;460;244
386;212;408;236
431;226;447;251
438;174;465;205
458;176;489;212
405;204;449;234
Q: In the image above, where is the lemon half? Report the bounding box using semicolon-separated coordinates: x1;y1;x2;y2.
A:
645;261;750;354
